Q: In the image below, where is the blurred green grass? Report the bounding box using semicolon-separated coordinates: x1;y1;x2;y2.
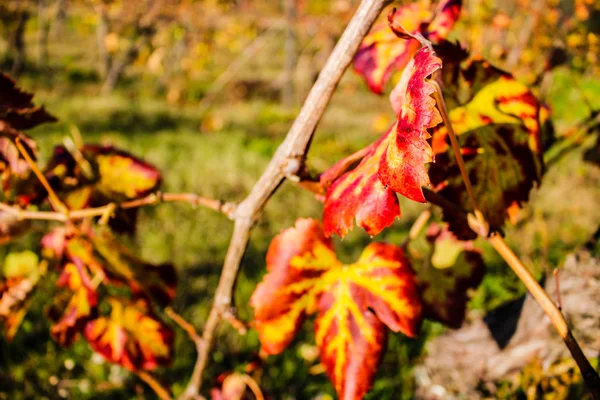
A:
1;16;600;400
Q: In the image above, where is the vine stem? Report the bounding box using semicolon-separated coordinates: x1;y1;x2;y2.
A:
401;208;431;249
0;192;235;222
488;233;600;397
15;137;68;214
136;371;172;400
433;82;600;398
179;1;392;398
430;81;475;206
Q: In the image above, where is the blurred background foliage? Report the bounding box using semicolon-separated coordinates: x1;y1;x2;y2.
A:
0;0;599;399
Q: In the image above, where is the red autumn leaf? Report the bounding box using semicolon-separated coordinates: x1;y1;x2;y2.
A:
42;227;176;307
0;251;43;340
322;128;400;238
379;47;443;203
412;223;485;328
51;260;98;346
251;219;422;399
426;0;462;42
353;0;461;94
84;297;173;371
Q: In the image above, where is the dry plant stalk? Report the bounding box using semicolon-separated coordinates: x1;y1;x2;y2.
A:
179;1;392;398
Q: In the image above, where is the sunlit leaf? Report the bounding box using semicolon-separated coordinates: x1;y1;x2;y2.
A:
379;47;443;203
251;219;422;399
0;251;43;340
322;128;400;238
322;47;442;237
84;297;173;371
412;223;485;328
46;144;161;203
44;145;161;233
88;145;161;200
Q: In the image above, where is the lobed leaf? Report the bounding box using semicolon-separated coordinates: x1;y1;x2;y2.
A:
89;145;161;200
84;297;173;371
353;0;461;94
322;128;400;238
312;242;421;399
251;218;335;354
46;144;161;203
251;219;422;399
379;47;443;203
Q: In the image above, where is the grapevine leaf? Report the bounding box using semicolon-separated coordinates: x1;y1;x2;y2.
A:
46;144;161;203
42;227;176;307
413;224;485;328
353;4;424;94
251;219;422;399
0;73;56;130
88;145;161;201
313;242;421;399
429;61;545;239
51;261;98;346
84;297;173;371
426;0;463;42
322;128;400;238
251;218;335;354
353;0;461;94
379;47;443;203
0;251;42;340
44;145;161;234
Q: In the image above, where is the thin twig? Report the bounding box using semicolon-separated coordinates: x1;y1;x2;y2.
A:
165;307;202;343
430;82;478;213
431;81;489;236
136;370;172;400
0;192;235;222
15;137;68;214
553;268;563;311
488;233;600;398
222;309;248;335
401;209;431;249
179;1;392;398
240;375;265;400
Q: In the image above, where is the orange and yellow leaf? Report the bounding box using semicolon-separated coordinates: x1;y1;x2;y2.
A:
251;219;422;399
